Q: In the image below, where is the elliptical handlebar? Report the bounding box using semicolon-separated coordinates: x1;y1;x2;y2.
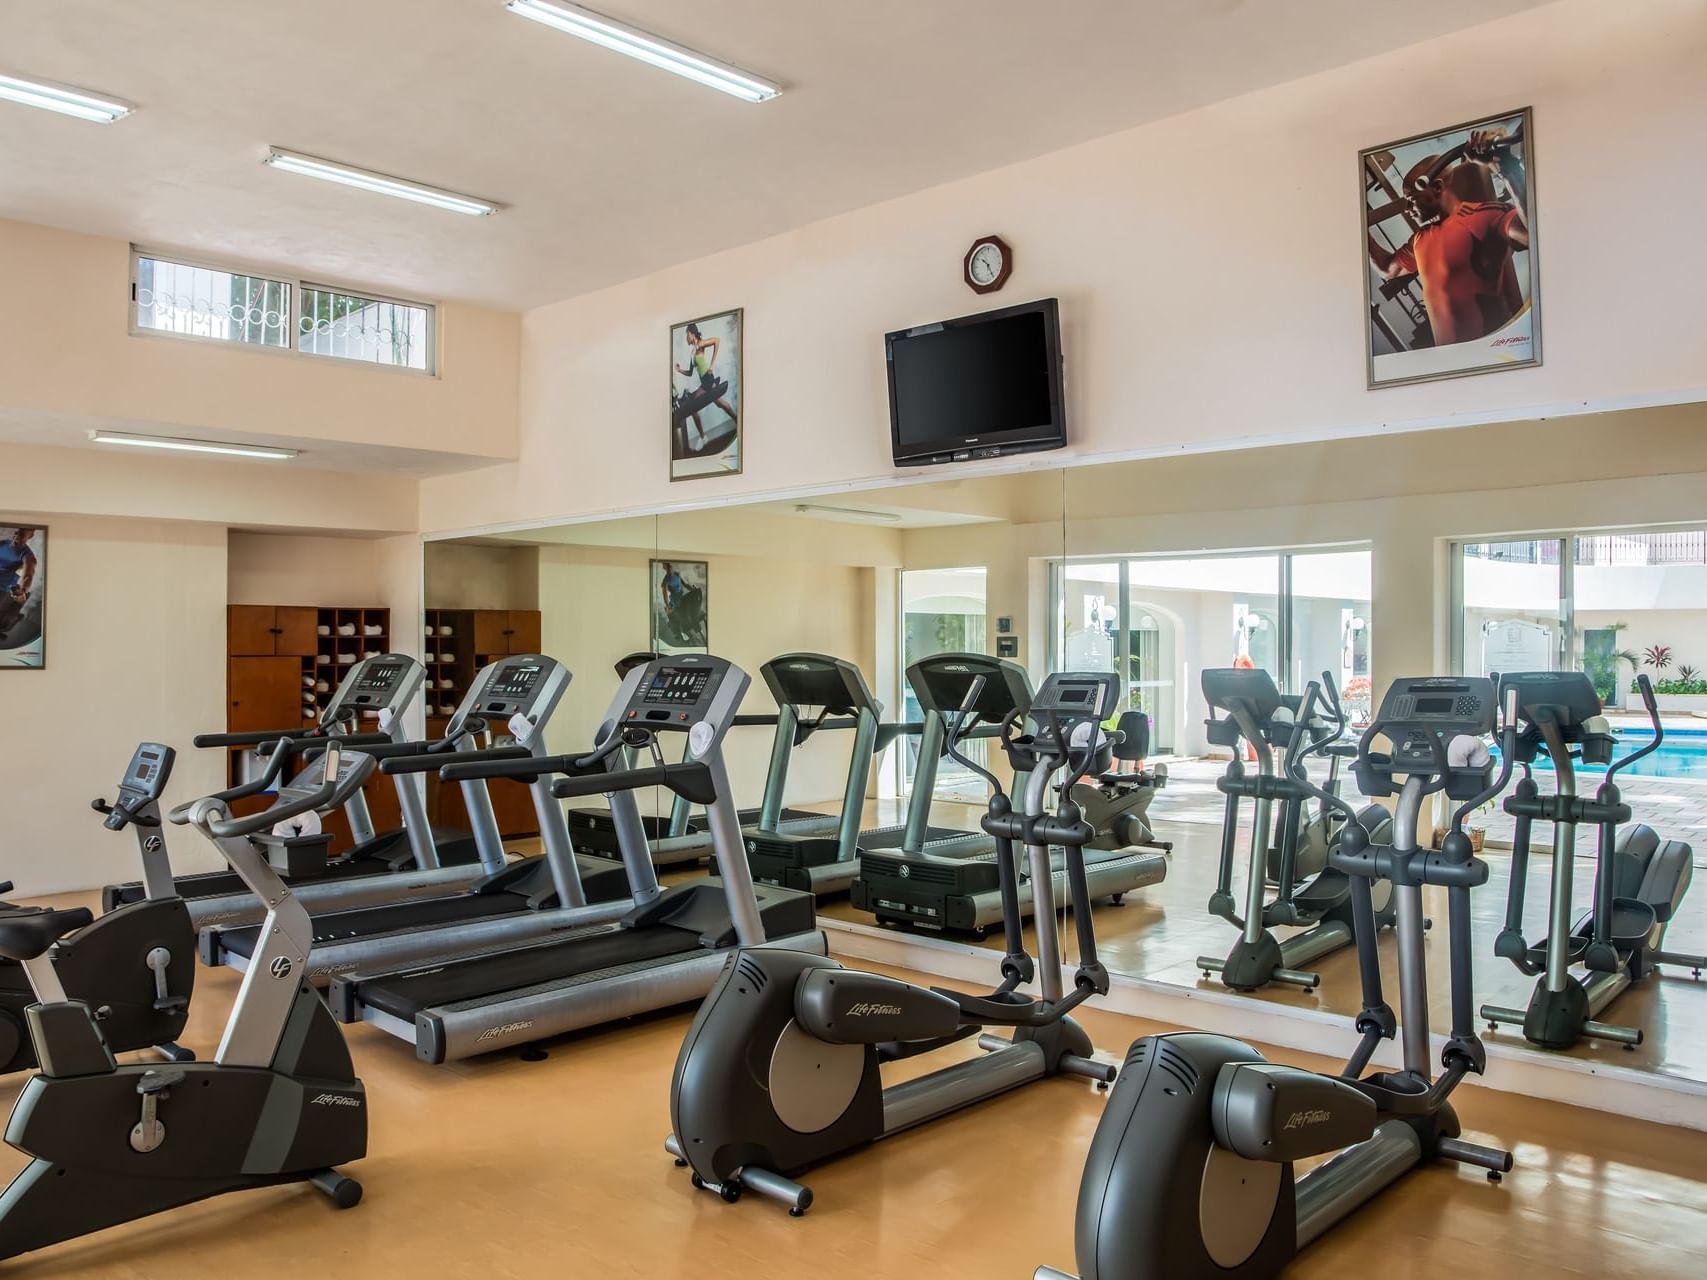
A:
1606;673;1665;782
1449;684;1519;835
1282;682;1365;831
942;675;1009;799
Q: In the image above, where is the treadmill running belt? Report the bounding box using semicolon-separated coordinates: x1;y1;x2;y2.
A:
352;926;702;1022
217;892;527;960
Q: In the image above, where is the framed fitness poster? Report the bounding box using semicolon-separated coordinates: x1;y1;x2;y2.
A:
1361;107;1539;388
0;524;46;669
669;308;743;481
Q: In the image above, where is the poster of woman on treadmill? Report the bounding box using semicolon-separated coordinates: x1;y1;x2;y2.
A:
670;308;743;482
1361;108;1539;388
651;559;709;654
0;525;46;669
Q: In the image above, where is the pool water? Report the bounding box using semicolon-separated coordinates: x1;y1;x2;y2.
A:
1521;727;1707;780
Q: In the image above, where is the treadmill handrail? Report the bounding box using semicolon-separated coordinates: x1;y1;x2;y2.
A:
166;734;310;823
382;745;531;775
552;761;717;805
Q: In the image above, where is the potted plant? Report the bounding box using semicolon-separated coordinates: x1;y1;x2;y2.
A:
1644;671;1707;714
1434;801;1491;853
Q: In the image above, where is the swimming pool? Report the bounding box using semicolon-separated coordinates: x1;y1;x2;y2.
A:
1518;727;1707;780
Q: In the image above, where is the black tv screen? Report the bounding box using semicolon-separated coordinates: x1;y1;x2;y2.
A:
886;298;1066;467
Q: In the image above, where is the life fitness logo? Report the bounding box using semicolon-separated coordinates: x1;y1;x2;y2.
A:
144;835;164;853
1283;1109;1331;1131
269;957;294;980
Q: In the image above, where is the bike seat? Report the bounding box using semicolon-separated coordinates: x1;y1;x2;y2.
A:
0;907;94;961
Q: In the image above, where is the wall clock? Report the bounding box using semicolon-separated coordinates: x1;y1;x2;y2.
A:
963;235;1012;294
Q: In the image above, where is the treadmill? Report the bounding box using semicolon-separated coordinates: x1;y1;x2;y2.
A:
743;653;962;898
199;653;632;981
103;655;481;930
852;656;1168;936
327;653;824;1064
568;652;815;861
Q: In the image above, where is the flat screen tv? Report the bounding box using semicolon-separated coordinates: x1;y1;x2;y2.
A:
886;297;1066;468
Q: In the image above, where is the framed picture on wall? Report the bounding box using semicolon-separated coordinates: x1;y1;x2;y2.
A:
651;559;709;654
1361;107;1539;388
670;308;743;482
0;524;46;669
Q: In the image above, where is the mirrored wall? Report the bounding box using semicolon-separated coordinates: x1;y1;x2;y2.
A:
423;409;1707;1093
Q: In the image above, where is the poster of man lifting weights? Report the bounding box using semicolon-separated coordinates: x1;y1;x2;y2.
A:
669;308;743;481
1361;108;1539;388
0;525;46;669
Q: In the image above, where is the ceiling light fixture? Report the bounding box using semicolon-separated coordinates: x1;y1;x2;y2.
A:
262;148;497;216
90;431;299;461
793;504;901;524
505;0;781;103
0;72;133;123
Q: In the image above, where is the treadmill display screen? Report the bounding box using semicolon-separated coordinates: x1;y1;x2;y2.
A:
490;664;544;702
644;667;712;706
356;661;405;692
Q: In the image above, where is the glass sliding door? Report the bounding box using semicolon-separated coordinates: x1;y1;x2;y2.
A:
1288;549;1375;724
899;566;987;796
1455;539;1567;677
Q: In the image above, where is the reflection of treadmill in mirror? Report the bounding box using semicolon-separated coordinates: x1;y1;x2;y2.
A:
854;657;1167;936
741;653;934;898
327;653;824;1063
104;655;480;928
199;654;631;979
567;652;814;857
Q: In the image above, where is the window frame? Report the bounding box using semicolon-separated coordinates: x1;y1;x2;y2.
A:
128;246;439;377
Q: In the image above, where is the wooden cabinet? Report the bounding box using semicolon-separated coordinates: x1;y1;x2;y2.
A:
228;605;320;657
223;603;392;856
508;610;541;653
274;607;319;657
472;609;543;656
228;657;304;733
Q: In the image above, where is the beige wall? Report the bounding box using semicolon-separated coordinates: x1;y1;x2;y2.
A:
0;218;520;465
535;541;878;815
423;543;541;610
3;517;231;895
229;531;398;606
420;0;1707;535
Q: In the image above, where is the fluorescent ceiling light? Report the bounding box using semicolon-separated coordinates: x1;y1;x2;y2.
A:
794;504;900;524
506;0;781;103
90;431;299;461
263;149;497;216
0;72;133;123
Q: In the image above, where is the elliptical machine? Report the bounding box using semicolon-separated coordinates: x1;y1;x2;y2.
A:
668;671;1122;1215
1066;709;1172;856
1198;668;1395;991
0;743;368;1260
1038;676;1516;1280
1480;672;1704;1050
0;743;194;1074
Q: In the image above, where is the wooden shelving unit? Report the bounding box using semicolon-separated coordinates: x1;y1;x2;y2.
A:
421;607;543;839
225;603;396;854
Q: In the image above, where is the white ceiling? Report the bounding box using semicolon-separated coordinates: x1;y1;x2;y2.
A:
0;0;1551;312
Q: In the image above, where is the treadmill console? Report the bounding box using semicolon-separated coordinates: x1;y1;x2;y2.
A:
615;655;749;749
907;653;1032;723
323;654;424;717
761;652;879;717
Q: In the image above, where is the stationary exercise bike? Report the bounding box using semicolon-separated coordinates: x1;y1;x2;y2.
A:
669;671;1122;1215
0;743;194;1074
1480;672;1704;1050
1038;676;1516;1280
0;742;367;1260
1198;668;1395;991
